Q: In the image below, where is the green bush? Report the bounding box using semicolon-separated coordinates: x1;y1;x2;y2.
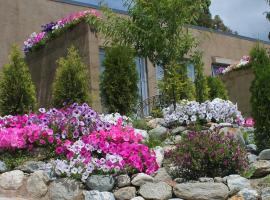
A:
250;44;270;151
166;130;248;180
207;76;228;100
193;52;209;102
159;62;195;106
52;46;91;107
0;45;37;115
100;45;138;115
132;119;151;131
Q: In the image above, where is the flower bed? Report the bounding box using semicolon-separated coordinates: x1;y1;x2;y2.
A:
0;103;158;180
23;10;102;53
162;98;244;126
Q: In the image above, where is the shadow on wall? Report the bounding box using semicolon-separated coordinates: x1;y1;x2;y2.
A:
25;22;96;109
220;68;254;116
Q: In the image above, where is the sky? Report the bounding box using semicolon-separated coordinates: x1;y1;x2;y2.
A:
74;0;270;41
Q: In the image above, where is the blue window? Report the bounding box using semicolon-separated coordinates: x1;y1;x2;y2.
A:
99;48;105;73
155;64;195;82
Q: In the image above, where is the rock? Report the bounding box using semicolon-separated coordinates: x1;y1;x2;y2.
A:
169;199;184;200
174;178;185;183
131;173;154;186
147;118;166;129
260;149;270;160
262;187;270;200
247;144;257;153
16;160;46;173
116;174;130;188
173;135;182;143
153;146;164;167
163;138;174;145
199;177;214;182
171;127;186;135
226;175;251;195
139;182;172;200
49;178;82;200
131;197;145;200
83;190;115;200
0;161;7;173
86;175;115;191
251;160;270;178
134;129;149;141
247;153;257;164
149;126;167;139
154;168;172;183
173;182;229;200
114;187;136;200
219;127;245;146
0;170;24;190
26;170;49;198
214;177;224;183
237;188;259;200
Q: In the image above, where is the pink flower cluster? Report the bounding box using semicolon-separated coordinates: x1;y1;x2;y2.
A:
55;120;158;181
23;9;102;53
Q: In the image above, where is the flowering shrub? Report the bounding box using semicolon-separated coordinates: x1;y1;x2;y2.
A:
0;103;158;177
217;56;251;75
54;120;158;181
166;130;248;180
23;10;102;53
163;98;244;126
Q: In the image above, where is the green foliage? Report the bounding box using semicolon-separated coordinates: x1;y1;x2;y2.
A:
159;62;195;105
144;134;164;149
52;46;91;108
207;76;228;100
150;107;163;118
132;119;151;131
193;52;209;102
166;130;248;180
0;45;37;115
100;45;138;115
250;44;270;151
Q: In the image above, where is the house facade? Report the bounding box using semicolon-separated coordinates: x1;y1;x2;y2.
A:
1;0;270;113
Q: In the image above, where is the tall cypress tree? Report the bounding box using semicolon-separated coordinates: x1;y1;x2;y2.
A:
0;45;37;115
52;46;91;107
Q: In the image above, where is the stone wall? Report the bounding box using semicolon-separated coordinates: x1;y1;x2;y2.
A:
25;22;102;112
220;68;254;116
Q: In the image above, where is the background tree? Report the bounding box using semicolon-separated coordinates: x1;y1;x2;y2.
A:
193;52;209;102
266;0;270;40
250;44;270;151
100;0;207;107
207;76;228;100
0;45;37;115
52;46;91;108
100;45;138;115
212;15;233;33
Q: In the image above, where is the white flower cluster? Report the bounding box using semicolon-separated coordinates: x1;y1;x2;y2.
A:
163;98;244;125
99;113;132;126
54;139;123;182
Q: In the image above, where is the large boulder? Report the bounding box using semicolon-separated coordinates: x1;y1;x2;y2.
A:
114;187;136;200
219;127;245;146
237;188;259;200
131;173;154;186
49;178;82;200
261;187;270;200
86;175;115;191
149;126;168;139
139;182;172;200
153;146;164;167
171;126;186;135
260;150;270;160
16;161;46;173
153;168;172;183
173;182;229;200
0;161;7;173
147;118;166;129
226;175;251;195
251;160;270;178
83;190;115;200
116;174;130;188
134;129;149;141
0;170;24;190
26;170;49;198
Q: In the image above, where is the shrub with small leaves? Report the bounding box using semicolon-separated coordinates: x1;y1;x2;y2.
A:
0;45;37;115
207;76;228;100
166;129;248;180
52;46;91;107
